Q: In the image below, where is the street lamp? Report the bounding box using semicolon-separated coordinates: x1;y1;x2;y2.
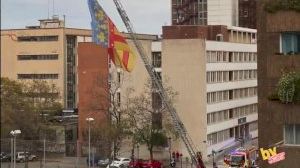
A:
86;118;94;168
212;150;217;168
10;130;21;168
136;144;139;160
168;137;172;165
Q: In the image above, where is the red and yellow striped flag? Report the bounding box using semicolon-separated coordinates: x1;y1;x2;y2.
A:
108;19;136;72
88;0;136;72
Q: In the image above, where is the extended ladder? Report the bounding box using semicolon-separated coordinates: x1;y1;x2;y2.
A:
112;0;204;166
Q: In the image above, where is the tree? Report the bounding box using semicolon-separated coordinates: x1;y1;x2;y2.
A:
23;79;62;117
1;77;62;139
126;80;178;160
86;71;132;158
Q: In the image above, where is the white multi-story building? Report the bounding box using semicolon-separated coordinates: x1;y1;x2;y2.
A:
171;0;239;26
160;25;257;160
207;0;239;26
115;25;257;161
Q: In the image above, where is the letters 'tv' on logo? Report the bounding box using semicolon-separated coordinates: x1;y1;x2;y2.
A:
260;147;277;160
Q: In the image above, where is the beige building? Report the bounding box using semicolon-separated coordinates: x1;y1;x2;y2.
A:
1;17;91;109
1;18;258;162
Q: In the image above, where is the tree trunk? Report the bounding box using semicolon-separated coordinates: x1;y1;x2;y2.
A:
149;145;153;161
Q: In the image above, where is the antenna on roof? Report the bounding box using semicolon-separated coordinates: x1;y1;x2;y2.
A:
47;0;50;19
52;0;55;17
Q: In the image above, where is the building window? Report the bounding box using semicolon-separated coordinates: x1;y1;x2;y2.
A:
117;92;121;107
152;92;162;110
155;71;162;81
152;52;162;68
18;36;59;42
17;74;58;79
117;72;121;84
284;124;300;145
249;121;258;132
66;36;76;109
152;112;162;129
18;54;58;60
281;33;300;55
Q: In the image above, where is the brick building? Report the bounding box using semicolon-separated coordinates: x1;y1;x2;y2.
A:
238;0;257;29
77;43;110;155
257;0;300;167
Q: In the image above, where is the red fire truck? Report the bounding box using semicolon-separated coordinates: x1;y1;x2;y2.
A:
224;147;259;168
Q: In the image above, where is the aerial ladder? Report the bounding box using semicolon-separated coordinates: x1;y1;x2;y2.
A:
112;0;205;167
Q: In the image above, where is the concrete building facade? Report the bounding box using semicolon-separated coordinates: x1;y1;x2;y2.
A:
161;25;257;160
171;0;239;27
1;18;92;109
172;0;257;29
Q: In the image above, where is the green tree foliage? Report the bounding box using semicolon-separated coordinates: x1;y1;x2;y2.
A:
1;78;62;139
23;80;62;116
86;73;132;158
265;0;300;13
277;71;300;103
126;80;178;160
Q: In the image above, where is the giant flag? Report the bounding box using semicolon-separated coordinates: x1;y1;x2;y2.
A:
88;0;136;72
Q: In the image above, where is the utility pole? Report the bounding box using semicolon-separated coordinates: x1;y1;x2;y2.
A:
10;138;13;168
43;138;46;168
86;118;94;168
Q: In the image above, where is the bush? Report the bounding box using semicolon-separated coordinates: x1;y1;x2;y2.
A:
264;0;300;13
277;71;300;103
294;76;300;102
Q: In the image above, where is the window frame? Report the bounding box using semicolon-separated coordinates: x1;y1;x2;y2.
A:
284;124;300;146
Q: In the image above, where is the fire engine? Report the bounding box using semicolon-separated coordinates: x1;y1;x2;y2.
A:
224;146;259;168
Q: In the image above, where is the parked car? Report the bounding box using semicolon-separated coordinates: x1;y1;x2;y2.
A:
128;159;145;168
129;159;162;168
98;158;110;167
107;157;131;168
0;152;11;162
87;156;101;167
16;152;38;162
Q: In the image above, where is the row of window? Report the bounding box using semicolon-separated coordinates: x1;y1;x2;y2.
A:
206;70;257;83
207;104;258;125
18;54;58;60
207;87;257;104
17;74;59;79
207;121;258;145
207;129;231;145
206;51;257;63
18;36;59;42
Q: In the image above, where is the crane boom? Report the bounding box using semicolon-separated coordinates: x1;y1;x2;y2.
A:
112;0;204;166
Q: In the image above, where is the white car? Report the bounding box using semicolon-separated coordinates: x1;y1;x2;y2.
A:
16;152;38;162
107;158;131;168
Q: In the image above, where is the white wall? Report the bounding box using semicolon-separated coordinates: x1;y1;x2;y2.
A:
207;0;238;26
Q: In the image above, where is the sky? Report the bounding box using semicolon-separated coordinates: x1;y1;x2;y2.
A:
1;0;171;35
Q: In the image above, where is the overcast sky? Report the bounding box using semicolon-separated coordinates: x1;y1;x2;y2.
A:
1;0;171;34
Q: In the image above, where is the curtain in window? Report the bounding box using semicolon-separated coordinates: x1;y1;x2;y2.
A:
284;124;294;144
282;34;293;54
282;33;300;54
